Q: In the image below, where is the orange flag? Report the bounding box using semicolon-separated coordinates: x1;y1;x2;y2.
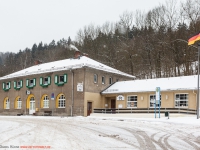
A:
188;32;200;45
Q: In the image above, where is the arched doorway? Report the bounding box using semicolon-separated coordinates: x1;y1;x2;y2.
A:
27;94;35;114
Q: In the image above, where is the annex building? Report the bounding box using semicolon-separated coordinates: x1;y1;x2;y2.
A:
100;75;199;114
0;53;135;116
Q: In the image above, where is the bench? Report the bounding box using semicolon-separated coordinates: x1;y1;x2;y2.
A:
43;111;52;116
17;113;23;116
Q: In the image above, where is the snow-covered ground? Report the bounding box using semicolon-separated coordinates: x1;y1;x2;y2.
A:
0;115;200;150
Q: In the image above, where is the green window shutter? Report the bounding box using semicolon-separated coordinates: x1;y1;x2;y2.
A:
64;74;67;83
33;78;36;86
48;76;51;85
14;81;16;89
55;75;58;84
20;80;23;88
40;77;43;86
8;82;11;89
26;79;29;87
2;82;5;90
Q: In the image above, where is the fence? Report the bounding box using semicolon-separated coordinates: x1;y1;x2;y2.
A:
93;108;196;115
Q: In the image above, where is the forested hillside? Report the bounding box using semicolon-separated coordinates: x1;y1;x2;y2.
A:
1;0;200;79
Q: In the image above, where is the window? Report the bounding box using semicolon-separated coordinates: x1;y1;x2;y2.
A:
127;96;137;108
6;83;9;89
109;77;113;84
59;75;64;82
14;80;23;90
5;98;10;109
55;74;67;86
44;77;48;85
58;94;65;108
26;78;36;89
40;76;51;87
94;74;98;83
17;81;21;88
102;76;105;84
2;82;11;91
43;95;49;108
175;94;188;108
17;98;22;109
149;95;161;108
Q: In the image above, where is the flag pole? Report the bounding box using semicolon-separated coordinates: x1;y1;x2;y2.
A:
197;43;200;119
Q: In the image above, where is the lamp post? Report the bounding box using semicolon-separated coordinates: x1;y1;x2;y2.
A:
197;43;200;119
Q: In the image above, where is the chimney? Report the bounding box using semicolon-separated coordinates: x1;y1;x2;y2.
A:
74;51;81;59
34;60;42;65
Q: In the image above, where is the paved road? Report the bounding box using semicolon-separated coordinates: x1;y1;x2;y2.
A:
0;116;200;150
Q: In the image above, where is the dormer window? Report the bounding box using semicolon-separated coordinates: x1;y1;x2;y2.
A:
102;76;105;84
109;77;113;85
14;80;23;90
94;74;98;83
40;76;51;87
55;74;67;86
3;82;11;91
26;78;36;89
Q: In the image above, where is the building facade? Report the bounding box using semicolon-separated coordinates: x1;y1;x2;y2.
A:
0;55;135;116
100;76;199;113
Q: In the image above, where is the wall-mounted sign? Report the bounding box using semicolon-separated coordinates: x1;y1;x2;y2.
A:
156;87;160;100
51;93;54;100
116;95;124;100
26;90;30;95
118;104;123;108
77;82;83;92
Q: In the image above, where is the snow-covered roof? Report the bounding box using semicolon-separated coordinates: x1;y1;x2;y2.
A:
0;56;135;80
101;75;199;94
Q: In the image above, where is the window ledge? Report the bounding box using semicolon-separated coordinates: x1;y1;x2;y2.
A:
57;82;65;86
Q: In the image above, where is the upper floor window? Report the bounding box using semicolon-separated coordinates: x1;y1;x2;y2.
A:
102;76;105;84
40;76;51;87
94;74;98;83
109;77;113;84
2;82;11;91
127;95;137;108
14;80;23;90
175;94;188;108
55;74;67;86
26;78;36;89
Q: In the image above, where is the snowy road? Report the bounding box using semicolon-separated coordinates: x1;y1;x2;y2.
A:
0;116;200;150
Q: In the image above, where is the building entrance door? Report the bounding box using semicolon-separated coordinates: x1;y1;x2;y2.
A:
111;99;116;108
87;102;92;116
29;97;35;114
111;99;116;113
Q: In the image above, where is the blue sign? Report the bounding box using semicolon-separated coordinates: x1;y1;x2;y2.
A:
51;93;54;100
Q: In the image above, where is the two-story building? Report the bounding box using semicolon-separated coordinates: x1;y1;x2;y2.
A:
0;53;135;116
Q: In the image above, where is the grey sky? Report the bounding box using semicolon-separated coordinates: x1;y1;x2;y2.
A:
0;0;181;53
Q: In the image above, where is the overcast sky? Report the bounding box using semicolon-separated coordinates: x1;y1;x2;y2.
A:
0;0;183;53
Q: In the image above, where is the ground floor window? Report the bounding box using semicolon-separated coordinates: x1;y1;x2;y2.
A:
5;98;10;109
43;95;49;108
127;96;137;107
17;98;22;109
175;94;188;108
58;94;65;108
150;95;161;108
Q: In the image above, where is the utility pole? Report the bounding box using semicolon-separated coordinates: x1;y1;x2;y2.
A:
197;43;200;119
